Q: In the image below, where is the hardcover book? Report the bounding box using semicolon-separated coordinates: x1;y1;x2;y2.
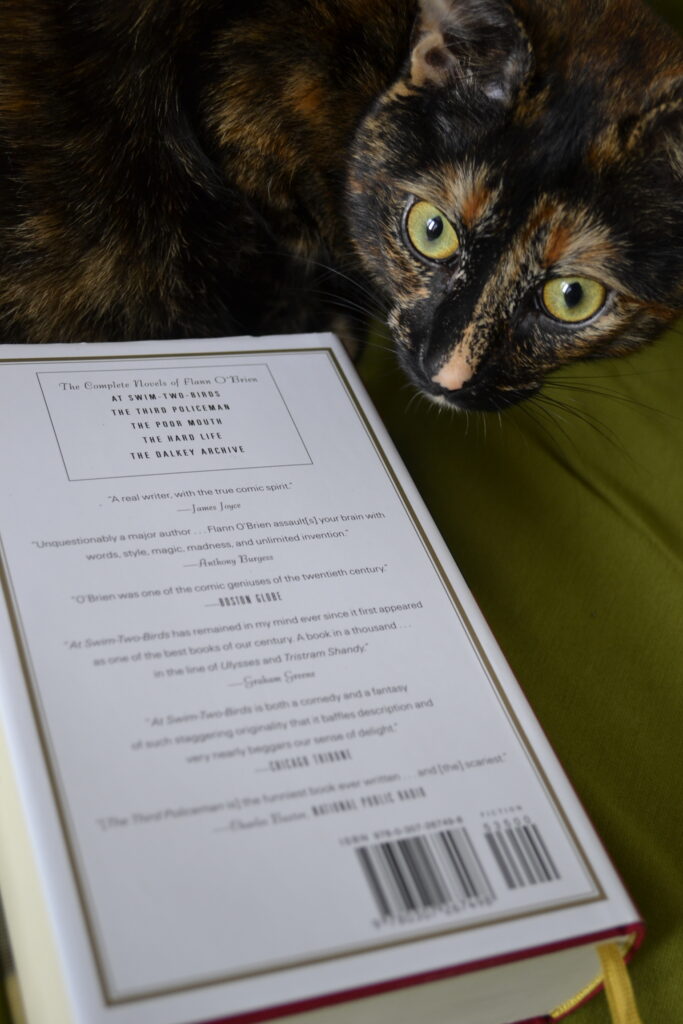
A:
0;335;640;1024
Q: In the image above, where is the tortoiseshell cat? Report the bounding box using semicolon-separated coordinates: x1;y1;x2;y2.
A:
1;0;681;410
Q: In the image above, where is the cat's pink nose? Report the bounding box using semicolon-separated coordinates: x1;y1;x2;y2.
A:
431;352;473;392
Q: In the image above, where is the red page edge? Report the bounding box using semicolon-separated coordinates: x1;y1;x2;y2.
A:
199;920;644;1024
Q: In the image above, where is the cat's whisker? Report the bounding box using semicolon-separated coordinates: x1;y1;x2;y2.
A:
305;287;388;322
534;391;633;464
403;386;423;417
528;396;584;460
246;243;387;314
513;396;557;452
554;366;676;382
544;379;683;425
313;278;388;314
296;256;386;308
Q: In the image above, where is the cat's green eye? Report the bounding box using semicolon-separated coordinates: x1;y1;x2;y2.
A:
541;277;607;324
405;201;460;262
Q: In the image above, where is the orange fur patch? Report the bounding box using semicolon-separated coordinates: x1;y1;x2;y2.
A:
543;223;572;267
397;163;500;228
461;183;494;229
286;75;326;121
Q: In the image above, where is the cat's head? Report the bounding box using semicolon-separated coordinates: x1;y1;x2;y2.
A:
346;0;683;410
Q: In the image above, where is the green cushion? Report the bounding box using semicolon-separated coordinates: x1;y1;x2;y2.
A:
361;318;683;1020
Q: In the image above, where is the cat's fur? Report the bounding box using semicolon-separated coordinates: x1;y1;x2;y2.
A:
1;0;681;410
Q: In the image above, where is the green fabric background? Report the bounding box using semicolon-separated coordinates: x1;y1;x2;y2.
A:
360;320;683;1022
1;2;681;1021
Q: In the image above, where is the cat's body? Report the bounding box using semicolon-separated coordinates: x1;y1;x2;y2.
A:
0;0;411;342
1;0;681;410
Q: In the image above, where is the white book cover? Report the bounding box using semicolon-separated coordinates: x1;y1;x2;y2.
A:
0;335;640;1024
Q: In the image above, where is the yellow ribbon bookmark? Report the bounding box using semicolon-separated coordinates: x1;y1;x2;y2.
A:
597;942;644;1024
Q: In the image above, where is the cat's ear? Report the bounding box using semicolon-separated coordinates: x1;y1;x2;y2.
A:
409;0;531;104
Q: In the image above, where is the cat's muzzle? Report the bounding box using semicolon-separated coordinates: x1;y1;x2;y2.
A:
428;377;541;412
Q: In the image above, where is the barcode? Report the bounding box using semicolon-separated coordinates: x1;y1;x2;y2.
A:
484;820;560;888
355;826;494;918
